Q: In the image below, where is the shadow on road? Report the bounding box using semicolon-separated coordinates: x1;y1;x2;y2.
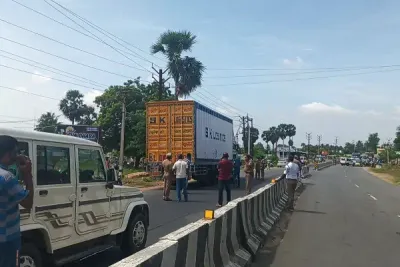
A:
254;181;313;267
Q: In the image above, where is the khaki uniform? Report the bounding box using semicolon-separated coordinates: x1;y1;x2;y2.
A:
260;159;266;179
244;159;254;195
162;159;174;199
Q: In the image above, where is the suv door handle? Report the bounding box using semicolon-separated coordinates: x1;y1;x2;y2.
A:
81;187;88;193
39;190;48;196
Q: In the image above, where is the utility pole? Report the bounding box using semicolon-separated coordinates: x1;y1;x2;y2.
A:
247;114;251;155
119;96;126;178
334;136;338;155
306;132;312;158
152;65;170;101
352;140;355;153
317;135;322;155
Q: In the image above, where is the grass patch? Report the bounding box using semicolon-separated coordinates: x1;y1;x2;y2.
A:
122;171;163;188
369;165;400;185
122;168;143;176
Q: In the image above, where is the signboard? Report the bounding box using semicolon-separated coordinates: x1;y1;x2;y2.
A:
56;125;101;143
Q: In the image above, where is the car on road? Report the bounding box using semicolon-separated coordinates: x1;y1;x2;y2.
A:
0;128;149;267
353;158;362;167
347;158;354;166
277;159;287;168
340;157;347;165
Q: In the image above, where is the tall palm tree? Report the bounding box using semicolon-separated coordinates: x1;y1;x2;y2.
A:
262;130;272;155
277;123;288;146
286;124;296;153
269;126;280;152
151;30;205;98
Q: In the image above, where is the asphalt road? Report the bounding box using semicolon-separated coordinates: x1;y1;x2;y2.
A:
254;165;400;267
66;168;284;267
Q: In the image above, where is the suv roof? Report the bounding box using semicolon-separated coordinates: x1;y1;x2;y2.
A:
0;127;100;147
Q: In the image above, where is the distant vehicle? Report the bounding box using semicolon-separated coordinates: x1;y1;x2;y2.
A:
340;157;347;165
346;158;354;166
277;159;287;168
353;158;362;167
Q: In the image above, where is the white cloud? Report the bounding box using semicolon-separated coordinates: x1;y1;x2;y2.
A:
220;96;229;102
31;71;51;83
299;102;355;114
365;110;382;116
15;86;28;92
303;48;313;51
394;106;400;114
84;90;102;105
283;56;303;66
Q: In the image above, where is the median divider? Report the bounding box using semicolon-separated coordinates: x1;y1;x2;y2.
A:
317;160;333;170
111;176;288;267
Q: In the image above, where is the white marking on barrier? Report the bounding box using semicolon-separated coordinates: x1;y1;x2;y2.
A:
354;184;359;188
368;194;377;201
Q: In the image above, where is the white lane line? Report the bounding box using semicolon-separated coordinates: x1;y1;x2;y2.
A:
368;194;378;201
354;184;360;188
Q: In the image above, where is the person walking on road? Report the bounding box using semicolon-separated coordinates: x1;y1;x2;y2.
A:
0;135;34;267
293;155;302;178
233;154;241;188
285;155;300;211
217;152;234;207
260;158;266;180
255;158;261;180
162;153;173;201
172;154;188;202
244;154;254;195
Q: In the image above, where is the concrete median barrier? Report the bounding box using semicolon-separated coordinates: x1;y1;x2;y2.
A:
317;161;333;170
111;177;288;267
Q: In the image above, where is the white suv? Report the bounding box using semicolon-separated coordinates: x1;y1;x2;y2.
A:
1;128;149;267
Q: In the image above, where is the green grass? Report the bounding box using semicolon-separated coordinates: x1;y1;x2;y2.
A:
122;168;143;176
369;165;400;185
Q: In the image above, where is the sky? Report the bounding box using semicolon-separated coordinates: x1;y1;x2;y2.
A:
1;0;400;147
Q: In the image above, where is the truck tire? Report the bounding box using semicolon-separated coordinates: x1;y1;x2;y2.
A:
20;242;44;267
121;213;148;255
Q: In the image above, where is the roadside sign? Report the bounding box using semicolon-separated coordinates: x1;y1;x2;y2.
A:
56;124;101;143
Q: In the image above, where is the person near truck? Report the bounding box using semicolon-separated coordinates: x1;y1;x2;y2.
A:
162;153;173;201
0;135;34;267
233;154;241;188
172;154;188;202
244;154;254;195
260;158;266;180
285;155;299;211
217;152;233;207
255;158;261;180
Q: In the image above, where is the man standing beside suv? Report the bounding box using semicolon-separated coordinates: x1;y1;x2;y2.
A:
0;135;34;267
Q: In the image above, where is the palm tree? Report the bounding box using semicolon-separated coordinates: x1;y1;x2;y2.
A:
269;126;280;152
277;123;288;146
262;130;272;155
151;30;205;98
35;112;60;133
59;90;87;125
286;124;296;152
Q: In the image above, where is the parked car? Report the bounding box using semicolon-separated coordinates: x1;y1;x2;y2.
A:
0;128;149;267
277;159;287;168
340;157;347;165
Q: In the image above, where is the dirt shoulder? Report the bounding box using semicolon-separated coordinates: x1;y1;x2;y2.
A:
363;167;400;185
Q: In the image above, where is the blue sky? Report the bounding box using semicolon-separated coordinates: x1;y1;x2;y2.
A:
0;0;399;146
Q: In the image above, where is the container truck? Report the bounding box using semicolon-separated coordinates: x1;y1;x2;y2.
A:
146;100;233;185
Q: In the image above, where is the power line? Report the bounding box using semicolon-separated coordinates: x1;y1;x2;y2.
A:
0;64;105;91
0;85;61;101
0;52;108;88
0;37;139;80
45;0;167;65
42;0;153;72
204;67;400;87
0;18;151;73
10;0;158;68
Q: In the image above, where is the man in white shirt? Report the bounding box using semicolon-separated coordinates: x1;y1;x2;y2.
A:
285;155;299;211
172;154;188;202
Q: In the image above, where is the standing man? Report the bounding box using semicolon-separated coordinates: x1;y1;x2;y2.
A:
233;154;241;188
260;158;266;180
217;152;233;207
244;154;254;195
255;158;261;180
0;136;34;267
162;153;173;201
285;155;300;211
172;154;188;202
293;155;302;178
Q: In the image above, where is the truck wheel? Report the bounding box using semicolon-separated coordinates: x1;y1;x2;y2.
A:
20;242;44;267
121;213;148;255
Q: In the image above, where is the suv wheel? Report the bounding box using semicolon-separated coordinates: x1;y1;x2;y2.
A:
20;243;43;267
121;213;148;255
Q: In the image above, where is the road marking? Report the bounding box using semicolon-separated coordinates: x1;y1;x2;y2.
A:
354;184;359;188
368;194;377;201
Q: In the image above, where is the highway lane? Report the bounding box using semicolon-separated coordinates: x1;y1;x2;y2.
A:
254;165;400;267
67;168;284;267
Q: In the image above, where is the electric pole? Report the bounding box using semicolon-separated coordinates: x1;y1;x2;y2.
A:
152;65;170;101
240;115;253;156
119;96;126;178
334;136;338;155
247;114;251;155
352;140;355;153
306;132;312;157
317;135;322;155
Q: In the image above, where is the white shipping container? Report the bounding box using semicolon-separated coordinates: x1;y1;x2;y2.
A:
194;103;233;162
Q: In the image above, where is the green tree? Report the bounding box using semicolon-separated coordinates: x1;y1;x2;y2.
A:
355;140;364;153
35;112;59;133
367;133;380;153
261;130;271;149
268;126;280;152
343;142;355;154
286;124;296;153
288;139;294;147
59;90;95;125
253;142;266;159
151;30;205;98
277;123;288;146
393;126;400;150
242;126;259;156
78;106;97;125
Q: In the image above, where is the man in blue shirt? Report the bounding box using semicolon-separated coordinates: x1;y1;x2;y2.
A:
233;154;241;188
0;135;34;267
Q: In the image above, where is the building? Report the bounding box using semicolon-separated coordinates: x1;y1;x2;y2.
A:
276;144;297;160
